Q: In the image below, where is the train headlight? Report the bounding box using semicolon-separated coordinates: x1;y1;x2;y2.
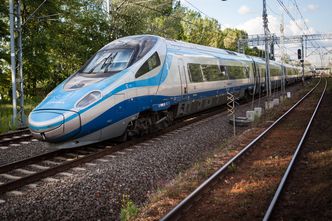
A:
76;91;101;109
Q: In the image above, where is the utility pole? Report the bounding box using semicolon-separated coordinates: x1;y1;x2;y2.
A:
263;0;272;97
106;0;111;15
9;0;26;128
105;0;112;40
280;13;286;94
301;36;305;83
9;0;17;126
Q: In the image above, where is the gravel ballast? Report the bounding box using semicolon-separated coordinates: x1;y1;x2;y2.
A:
0;141;54;166
0;83;307;220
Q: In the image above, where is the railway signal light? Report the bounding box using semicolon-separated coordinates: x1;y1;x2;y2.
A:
297;49;302;60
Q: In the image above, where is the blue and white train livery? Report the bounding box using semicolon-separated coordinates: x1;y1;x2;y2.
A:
28;35;311;148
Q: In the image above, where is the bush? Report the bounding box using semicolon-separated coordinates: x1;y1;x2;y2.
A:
120;195;139;221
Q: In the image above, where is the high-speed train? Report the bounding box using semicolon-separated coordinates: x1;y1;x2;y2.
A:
28;35;312;148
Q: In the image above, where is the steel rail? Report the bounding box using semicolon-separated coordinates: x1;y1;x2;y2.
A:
0;134;33;146
0;80;312;196
0;149;70;174
0;128;29;140
160;78;322;221
0;99;232;195
262;78;327;221
0;128;32;146
0;145;123;195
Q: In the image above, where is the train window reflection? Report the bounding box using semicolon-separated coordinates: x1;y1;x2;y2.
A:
227;66;247;79
82;48;134;74
201;64;227;81
270;68;281;76
188;63;203;82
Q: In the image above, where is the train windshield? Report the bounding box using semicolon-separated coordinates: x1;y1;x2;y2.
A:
81;48;135;74
64;36;159;90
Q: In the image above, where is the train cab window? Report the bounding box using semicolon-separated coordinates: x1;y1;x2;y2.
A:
201;64;227;81
135;52;161;78
82;48;135;74
188;63;204;82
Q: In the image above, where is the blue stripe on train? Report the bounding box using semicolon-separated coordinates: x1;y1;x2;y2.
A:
31;53;173;132
49;83;253;142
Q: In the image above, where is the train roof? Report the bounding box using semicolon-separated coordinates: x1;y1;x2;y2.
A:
106;35;309;70
165;37;254;62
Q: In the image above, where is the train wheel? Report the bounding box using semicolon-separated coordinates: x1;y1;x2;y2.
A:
243;90;252;102
114;129;128;143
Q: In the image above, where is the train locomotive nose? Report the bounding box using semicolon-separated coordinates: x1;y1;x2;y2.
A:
28;110;81;142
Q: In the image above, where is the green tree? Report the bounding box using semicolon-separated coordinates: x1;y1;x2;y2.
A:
146;2;184;39
0;0;11;101
245;46;265;57
1;0;255;100
181;10;223;48
21;0;110;95
223;28;247;51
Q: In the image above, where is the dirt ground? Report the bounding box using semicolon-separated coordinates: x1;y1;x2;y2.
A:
270;78;332;221
179;79;326;221
134;79;328;221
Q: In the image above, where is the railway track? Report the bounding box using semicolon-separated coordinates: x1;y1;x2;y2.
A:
0;80;302;150
0;100;232;196
0;81;311;197
0;128;33;147
263;78;327;221
160;78;326;221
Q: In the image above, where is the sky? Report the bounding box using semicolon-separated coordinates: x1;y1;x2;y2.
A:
179;0;332;66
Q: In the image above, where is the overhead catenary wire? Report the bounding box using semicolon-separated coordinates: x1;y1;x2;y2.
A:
111;7;171;37
292;0;320;49
276;0;326;60
292;0;330;58
132;2;206;31
183;0;227;28
275;0;302;31
266;2;281;17
22;0;47;26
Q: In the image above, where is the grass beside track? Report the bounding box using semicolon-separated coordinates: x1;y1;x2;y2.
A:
0;97;42;133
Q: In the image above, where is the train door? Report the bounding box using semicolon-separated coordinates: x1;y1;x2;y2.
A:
259;64;266;91
178;58;188;99
281;65;286;91
176;58;189;117
252;61;260;94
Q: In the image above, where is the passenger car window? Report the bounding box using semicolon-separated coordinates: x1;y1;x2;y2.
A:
188;63;204;82
201;64;227;81
135;52;161;78
270;68;281;76
220;65;227;76
227;66;247;79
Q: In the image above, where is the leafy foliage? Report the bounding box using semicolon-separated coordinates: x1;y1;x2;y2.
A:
0;0;11;100
0;0;261;100
120;195;139;221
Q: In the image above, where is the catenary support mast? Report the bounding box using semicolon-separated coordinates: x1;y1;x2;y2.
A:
9;0;26;128
9;0;17;125
263;0;272;97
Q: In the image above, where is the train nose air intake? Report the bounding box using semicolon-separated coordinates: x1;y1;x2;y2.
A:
28;110;81;142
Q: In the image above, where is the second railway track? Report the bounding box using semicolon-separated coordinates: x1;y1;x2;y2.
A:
0;128;33;147
160;78;327;221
